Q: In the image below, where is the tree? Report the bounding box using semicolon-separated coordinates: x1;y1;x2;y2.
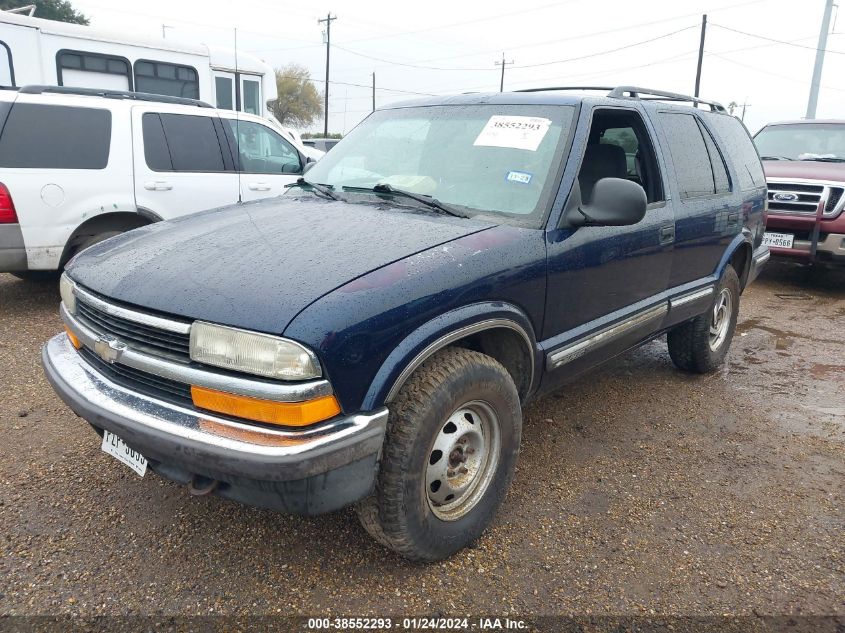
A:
267;64;323;129
0;0;88;24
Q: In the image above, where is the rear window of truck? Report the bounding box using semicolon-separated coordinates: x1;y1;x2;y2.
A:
706;114;765;191
0;103;111;169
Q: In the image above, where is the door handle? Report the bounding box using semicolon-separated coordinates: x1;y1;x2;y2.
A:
144;181;173;191
247;182;272;191
727;212;740;226
659;224;675;245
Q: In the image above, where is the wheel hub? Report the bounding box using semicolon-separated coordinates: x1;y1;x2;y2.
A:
425;401;500;521
709;287;732;351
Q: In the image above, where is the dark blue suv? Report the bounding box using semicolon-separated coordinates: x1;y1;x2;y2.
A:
43;86;769;561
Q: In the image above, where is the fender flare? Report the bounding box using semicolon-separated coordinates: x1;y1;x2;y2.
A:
360;302;540;411
717;229;754;285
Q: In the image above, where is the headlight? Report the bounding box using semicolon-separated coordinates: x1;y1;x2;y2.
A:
59;273;76;315
189;321;321;380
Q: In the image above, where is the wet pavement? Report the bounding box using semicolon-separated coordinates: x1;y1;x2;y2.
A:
0;261;842;618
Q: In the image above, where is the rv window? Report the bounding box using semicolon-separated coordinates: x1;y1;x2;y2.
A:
0;104;111;169
156;113;225;172
134;61;199;100
215;76;234;110
242;78;260;115
57;50;131;91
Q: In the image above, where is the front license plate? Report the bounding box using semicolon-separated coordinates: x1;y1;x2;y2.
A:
101;430;147;477
762;231;794;249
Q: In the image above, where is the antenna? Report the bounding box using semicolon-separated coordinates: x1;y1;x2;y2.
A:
234;27;242;204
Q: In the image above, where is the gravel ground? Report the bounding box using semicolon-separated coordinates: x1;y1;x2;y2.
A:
0;262;843;620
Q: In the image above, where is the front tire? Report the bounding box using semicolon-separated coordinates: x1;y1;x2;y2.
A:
356;347;522;561
667;264;740;373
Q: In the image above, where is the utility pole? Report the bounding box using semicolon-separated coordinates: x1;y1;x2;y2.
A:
161;24;172;39
372;72;376;112
694;14;707;98
741;100;750;122
806;0;834;119
318;13;337;136
494;53;514;92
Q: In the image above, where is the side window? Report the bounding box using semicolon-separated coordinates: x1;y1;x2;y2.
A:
225;120;302;174
707;114;766;191
0;104;111;169
57;50;131;91
658;112;715;199
578;108;664;204
215;76;234;110
698;120;730;194
242;78;260;115
0;41;14;87
134;61;199;99
141;113;172;171
156;113;225;172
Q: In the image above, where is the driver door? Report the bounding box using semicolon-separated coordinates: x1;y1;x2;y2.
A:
220;117;304;202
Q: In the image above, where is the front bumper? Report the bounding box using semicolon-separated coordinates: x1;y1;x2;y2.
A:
42;334;388;515
766;212;845;263
0;224;27;271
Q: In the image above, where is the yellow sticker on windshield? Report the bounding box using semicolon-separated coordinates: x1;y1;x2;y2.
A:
474;116;552;152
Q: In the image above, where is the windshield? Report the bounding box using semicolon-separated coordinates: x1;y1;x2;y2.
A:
303;104;575;226
754;123;845;161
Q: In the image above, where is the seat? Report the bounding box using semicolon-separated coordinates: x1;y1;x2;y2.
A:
578;143;628;202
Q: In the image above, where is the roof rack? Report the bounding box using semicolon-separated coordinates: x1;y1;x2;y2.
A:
514;85;726;113
516;86;616;93
18;85;213;108
607;86;726;112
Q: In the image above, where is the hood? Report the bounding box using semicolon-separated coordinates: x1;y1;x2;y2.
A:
67;196;494;334
763;160;845;183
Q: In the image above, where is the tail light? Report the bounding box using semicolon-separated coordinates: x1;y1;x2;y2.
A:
0;183;17;224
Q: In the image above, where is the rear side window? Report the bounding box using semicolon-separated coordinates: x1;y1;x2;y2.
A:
145;112;225;172
698;120;730;194
707;114;765;190
658;112;714;199
0;103;111;169
135;61;199;100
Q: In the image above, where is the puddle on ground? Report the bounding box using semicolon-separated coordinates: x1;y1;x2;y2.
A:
810;364;845;380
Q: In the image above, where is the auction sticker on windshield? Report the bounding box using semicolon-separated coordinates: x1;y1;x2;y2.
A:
474;116;552;151
762;231;794;249
101;430;147;476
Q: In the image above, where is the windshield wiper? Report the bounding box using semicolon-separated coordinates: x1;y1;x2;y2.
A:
286;178;340;200
800;156;845;163
760;155;791;161
343;183;467;218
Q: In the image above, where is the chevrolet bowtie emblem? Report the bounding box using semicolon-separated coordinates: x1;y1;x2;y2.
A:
93;337;125;364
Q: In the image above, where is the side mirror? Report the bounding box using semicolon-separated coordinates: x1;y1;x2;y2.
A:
568;178;647;227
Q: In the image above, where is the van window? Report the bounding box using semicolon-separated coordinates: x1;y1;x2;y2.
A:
658;112;716;199
708;115;765;190
698;120;730;194
145;113;225;172
135;61;199;99
0;104;111;169
57;50;131;91
242;78;260;115
215;76;234;110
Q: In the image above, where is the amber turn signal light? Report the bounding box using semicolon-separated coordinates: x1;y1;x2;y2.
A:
65;327;81;349
190;386;341;427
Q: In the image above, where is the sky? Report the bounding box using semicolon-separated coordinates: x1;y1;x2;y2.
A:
71;0;844;134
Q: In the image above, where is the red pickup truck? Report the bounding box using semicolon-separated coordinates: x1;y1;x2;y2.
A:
754;119;845;265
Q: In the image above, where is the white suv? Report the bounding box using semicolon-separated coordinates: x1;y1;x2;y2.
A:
0;86;320;278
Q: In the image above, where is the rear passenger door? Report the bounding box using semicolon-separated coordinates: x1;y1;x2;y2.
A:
132;106;239;220
218;116;303;202
652;111;738;288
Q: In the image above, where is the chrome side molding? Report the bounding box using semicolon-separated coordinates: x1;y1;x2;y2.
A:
547;303;668;370
669;286;714;310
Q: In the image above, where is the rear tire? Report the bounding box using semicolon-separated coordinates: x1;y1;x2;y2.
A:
667;264;740;373
355;347;522;561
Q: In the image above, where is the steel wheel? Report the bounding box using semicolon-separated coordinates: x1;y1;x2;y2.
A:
424;400;501;522
709;287;732;351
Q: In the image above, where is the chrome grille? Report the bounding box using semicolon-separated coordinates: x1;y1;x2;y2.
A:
766;180;845;218
75;293;191;360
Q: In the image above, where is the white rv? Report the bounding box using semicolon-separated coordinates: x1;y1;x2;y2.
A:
0;11;277;117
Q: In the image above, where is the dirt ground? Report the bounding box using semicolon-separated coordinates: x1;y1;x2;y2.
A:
0;262;843;621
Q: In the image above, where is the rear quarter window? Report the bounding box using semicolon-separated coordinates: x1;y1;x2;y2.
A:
705;114;765;191
657;112;715;199
0;103;111;169
152;112;226;172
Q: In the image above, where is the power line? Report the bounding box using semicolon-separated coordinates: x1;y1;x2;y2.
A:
709;52;845;92
710;23;845;54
